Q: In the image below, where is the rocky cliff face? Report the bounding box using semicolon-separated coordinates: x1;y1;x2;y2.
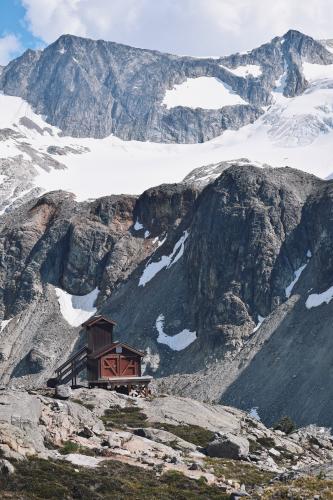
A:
0;30;332;142
1;28;333;430
1;162;333;430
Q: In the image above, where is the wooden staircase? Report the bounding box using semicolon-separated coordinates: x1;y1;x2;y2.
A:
54;346;89;386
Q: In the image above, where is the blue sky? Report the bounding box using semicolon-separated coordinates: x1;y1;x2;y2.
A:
0;0;42;48
0;0;43;63
0;1;332;65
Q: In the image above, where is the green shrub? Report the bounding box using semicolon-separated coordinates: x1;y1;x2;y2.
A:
59;441;80;455
59;441;96;456
273;416;296;435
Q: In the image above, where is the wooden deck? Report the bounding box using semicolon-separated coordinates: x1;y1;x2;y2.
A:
89;375;153;384
88;375;153;395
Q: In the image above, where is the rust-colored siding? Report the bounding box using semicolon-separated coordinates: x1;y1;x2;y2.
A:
87;324;113;352
100;354;140;378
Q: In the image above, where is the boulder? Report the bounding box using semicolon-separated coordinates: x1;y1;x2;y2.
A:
206;433;249;460
134;427;197;452
106;434;122;448
55;385;72;399
78;426;94;438
0;459;15;475
230;491;250;500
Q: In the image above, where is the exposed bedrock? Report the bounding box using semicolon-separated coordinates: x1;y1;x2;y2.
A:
1;164;333;428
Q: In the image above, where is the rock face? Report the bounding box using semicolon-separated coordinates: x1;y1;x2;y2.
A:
1;387;333;483
1;163;333;428
0;30;332;142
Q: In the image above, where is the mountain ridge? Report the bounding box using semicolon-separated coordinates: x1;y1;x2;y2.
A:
1;29;332;142
0;29;333;430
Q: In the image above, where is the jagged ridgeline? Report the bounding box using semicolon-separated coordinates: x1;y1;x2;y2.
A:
0;30;332;142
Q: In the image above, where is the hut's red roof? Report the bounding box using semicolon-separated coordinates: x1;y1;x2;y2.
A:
90;341;145;359
82;315;117;328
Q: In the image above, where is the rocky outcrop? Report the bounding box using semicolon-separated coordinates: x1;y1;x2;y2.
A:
1;386;333;496
0;30;332;143
1;163;333;429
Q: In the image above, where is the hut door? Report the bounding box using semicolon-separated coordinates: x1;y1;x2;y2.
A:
120;356;138;376
101;355;119;377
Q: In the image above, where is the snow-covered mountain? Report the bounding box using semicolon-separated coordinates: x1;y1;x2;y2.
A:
1;30;333;429
0;29;333;212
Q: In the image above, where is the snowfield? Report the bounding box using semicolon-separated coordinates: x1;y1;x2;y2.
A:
162;76;247;109
1;59;333;205
302;62;333;82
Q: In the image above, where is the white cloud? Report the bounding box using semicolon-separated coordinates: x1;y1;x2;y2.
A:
0;34;23;65
20;0;333;56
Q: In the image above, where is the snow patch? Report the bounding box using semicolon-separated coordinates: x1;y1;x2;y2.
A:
306;285;333;309
162;77;246;109
253;315;265;333
220;64;262;78
0;318;12;332
273;68;288;102
55;287;99;327
139;231;189;287
155;314;196;351
285;251;311;298
152;234;167;248
133;219;144;231
285;264;307;298
248;407;261;421
133;219;150;237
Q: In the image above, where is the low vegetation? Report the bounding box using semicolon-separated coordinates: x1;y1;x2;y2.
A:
154;422;215;449
206;456;275;491
101;405;149;429
0;457;228;499
59;440;96;456
261;476;333;499
100;405;215;449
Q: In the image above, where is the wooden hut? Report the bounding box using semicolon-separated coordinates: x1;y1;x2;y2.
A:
54;315;152;395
